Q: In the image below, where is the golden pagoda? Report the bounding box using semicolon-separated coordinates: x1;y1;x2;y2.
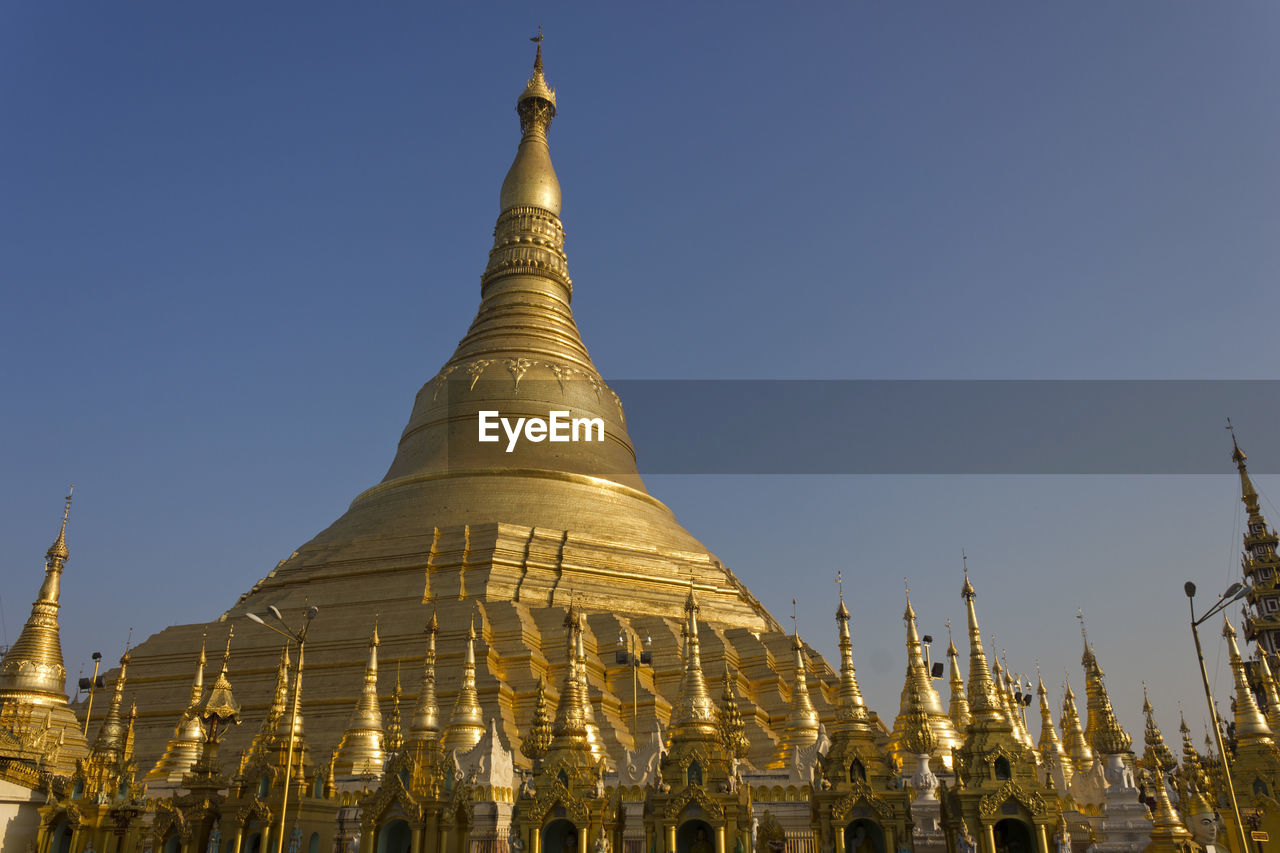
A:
0;488;89;775
113;33;830;780
888;592;961;772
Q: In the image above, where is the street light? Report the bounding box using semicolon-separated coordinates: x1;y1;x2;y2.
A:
246;605;318;853
79;651;104;737
616;632;652;738
1185;580;1250;853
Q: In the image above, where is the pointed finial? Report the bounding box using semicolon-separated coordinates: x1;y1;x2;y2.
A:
46;485;75;562
221;626;233;671
1077;608;1090;649
961;552;975;599
372;614;380;646
791;598;798;637
836;571;849;620
1228;417;1246;462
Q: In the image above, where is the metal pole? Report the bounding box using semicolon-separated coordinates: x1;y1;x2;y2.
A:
82;656;101;737
1190;599;1250;853
276;632;305;853
631;638;639;738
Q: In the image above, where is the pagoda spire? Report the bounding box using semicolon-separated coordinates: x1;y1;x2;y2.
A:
386;669;405;754
1080;627;1132;756
520;675;553;765
0;487;76;700
91;647;131;763
1143;685;1178;773
833;579;871;733
1228;430;1280;656
146;634;208;784
946;623;971;732
892;589;960;766
960;569;1009;730
1223;618;1275;746
719;664;750;760
334;620;385;777
1060;675;1093;773
1144;752;1194;853
671;581;719;743
783;598;819;752
443;614;486;753
409;609;440;744
573;609;607;762
549;604;591;750
1256;652;1280;733
1036;671;1072;784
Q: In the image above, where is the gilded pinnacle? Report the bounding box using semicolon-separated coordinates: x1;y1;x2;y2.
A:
443;614;485;753
0;489;79;702
671;579;719;743
410;615;440;742
1223;616;1274;745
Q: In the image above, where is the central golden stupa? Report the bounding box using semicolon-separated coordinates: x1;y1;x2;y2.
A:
122;43;837;777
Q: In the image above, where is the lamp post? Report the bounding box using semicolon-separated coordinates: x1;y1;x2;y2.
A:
616;632;652;738
79;651;103;737
246;605;318;853
1185;580;1250;853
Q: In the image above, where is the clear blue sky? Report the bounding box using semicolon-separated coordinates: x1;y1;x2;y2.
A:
3;3;1279;743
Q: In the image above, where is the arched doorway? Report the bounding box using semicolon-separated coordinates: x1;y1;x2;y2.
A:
844;820;884;853
378;820;412;853
49;820;74;853
309;834;321;853
542;819;579;853
163;835;182;853
245;832;263;853
993;819;1033;853
677;820;714;853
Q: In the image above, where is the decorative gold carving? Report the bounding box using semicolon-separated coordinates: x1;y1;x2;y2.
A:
661;785;724;820
507;358;533;392
977;781;1045;818
830;782;892;822
466;360;492;391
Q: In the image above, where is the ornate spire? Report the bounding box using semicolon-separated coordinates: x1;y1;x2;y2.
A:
0;487;75;700
783;597;819;752
1144;754;1194;853
901;676;937;757
386;670;404;754
1256;652;1280;733
521;675;553;764
409;610;440;743
499;31;562;218
1228;429;1280;655
892;590;960;764
960;569;1008;730
1143;685;1178;773
549;604;590;749
146;634;208;784
443;615;485;753
573;609;606;762
946;625;971;732
202;628;242;728
833;580;871;732
1036;672;1072;782
1060;675;1093;773
672;581;719;743
91;648;131;763
1080;632;1132;756
1178;713;1211;804
334;621;385;776
718;664;750;760
1223;617;1275;746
